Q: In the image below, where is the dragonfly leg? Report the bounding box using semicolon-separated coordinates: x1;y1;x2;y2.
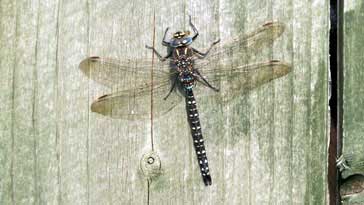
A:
192;39;221;59
145;45;172;61
164;77;178;100
189;15;199;41
162;27;170;46
194;70;219;92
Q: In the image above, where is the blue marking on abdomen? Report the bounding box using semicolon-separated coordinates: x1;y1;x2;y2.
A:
181;76;192;81
180;74;194;90
185;85;193;90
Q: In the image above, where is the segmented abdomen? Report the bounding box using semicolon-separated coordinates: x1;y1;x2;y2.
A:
185;89;212;186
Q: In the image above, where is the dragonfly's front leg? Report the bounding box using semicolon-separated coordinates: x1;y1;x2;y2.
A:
194;69;219;92
192;39;221;59
145;45;172;61
189;15;199;41
162;27;170;46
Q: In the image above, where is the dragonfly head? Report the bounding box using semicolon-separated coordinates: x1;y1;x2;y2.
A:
170;31;193;47
173;31;189;39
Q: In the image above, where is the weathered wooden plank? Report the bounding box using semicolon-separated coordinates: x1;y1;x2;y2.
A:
0;0;62;204
0;0;329;204
147;1;198;204
341;0;364;203
54;0;91;204
291;0;313;203
271;0;294;204
30;0;60;204
245;1;277;204
0;0;40;204
307;0;329;204
145;0;329;204
85;1;154;204
0;1;18;204
342;0;364;177
209;1;251;204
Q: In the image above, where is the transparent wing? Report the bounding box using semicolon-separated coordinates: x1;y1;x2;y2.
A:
194;60;292;100
194;21;285;67
80;56;183;119
90;80;183;120
79;56;173;88
191;21;291;100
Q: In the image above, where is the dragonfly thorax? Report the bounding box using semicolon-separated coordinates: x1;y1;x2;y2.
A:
173;47;195;90
173;47;194;68
175;57;192;70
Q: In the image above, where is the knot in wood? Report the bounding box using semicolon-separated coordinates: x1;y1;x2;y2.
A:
140;151;161;179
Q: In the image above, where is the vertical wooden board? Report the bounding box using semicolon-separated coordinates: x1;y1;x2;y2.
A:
86;1;115;203
187;4;223;204
341;2;364;203
84;0;153;204
29;0;60;204
203;1;249;203
142;0;327;204
0;0;329;204
55;0;90;203
217;1;254;204
0;0;61;204
291;0;312;203
271;0;294;204
27;2;58;203
82;1;116;203
146;1;196;204
342;0;364;179
244;1;276;204
0;1;17;204
290;0;328;204
2;0;40;204
308;0;329;204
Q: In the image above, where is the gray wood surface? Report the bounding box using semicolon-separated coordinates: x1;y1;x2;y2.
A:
0;0;329;204
341;0;364;204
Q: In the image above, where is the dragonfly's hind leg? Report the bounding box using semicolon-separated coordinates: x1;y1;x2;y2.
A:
145;45;172;61
194;70;219;92
164;77;178;100
192;39;221;59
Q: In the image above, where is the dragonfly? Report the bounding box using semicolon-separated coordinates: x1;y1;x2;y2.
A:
79;16;291;186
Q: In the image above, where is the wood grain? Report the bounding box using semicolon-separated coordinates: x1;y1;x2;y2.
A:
341;0;364;204
0;0;329;204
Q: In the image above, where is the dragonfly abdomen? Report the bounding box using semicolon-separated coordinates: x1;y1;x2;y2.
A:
179;74;194;90
185;89;212;186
